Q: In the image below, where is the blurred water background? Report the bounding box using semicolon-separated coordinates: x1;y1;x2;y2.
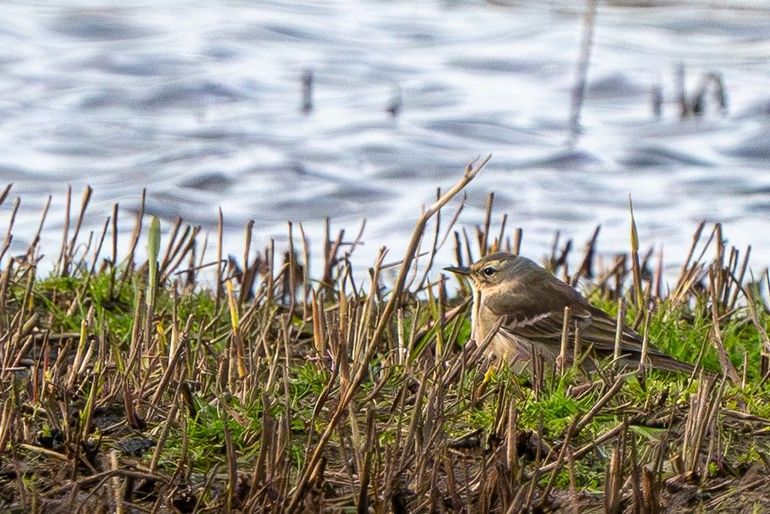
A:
1;0;770;278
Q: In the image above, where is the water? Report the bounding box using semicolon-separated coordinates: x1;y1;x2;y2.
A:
1;0;770;279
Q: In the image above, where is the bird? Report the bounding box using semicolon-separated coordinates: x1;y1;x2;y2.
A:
444;252;695;374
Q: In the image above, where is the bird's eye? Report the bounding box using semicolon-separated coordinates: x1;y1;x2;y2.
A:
482;267;496;276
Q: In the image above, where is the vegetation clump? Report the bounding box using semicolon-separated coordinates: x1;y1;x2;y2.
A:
1;166;770;513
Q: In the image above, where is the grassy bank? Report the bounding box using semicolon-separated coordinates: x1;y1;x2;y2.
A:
1;165;770;513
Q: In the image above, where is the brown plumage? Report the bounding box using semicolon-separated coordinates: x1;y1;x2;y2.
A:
445;252;694;373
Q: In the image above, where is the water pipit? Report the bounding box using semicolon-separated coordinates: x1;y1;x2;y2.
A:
445;252;694;373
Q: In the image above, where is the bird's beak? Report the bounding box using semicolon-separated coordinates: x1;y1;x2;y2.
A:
443;265;470;276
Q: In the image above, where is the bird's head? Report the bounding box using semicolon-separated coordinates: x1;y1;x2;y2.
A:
444;252;526;289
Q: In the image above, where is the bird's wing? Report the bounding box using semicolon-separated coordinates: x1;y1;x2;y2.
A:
582;306;695;372
582;305;674;357
483;272;692;372
483;279;593;349
484;279;669;358
581;306;643;352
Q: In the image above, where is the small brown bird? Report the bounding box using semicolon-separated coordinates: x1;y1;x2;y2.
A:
445;252;694;373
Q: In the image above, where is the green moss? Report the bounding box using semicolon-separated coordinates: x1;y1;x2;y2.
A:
519;385;596;436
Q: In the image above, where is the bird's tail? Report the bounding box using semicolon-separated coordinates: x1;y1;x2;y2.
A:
645;353;697;374
643;352;719;379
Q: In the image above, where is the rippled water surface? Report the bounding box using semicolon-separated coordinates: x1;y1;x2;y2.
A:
2;0;770;275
